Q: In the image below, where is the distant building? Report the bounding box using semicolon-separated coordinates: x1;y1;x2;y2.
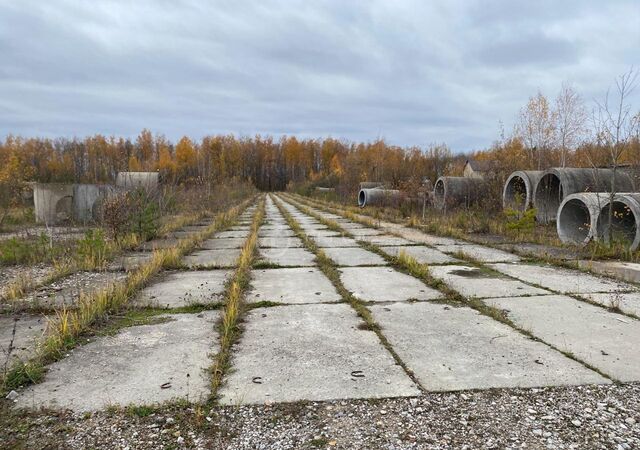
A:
463;159;499;179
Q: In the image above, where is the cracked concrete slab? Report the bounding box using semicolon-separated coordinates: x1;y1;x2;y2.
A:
486;295;640;382
138;238;180;251
339;267;442;302
490;263;636;294
428;265;549;299
108;252;154;271
577;260;640;284
0;313;47;364
258;229;296;237
136;270;231;308
379;246;458;265
219;304;420;405
258;248;316;267
16;311;219;411
215;230;250;239
304;229;341;237
358;235;415;246
371;302;607;390
258;236;304;248
201;237;246;250
348;228;384;237
183;249;240;268
435;244;520;263
313;236;360;248
581;292;640;317
248;268;341;304
322;247;388;266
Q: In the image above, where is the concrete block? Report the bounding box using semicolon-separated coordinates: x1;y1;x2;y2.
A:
258;248;316;267
137;270;231;308
577;260;640;284
486;295;640;382
138;238;179;251
429;265;549;298
258;229;296;237
248;268;341;304
322;247;388;266
371;302;607;390
490;263;636;294
219;304;420;405
304;229;341;237
201;238;246;250
380;246;458;265
339;267;442;302
359;235;414;246
183;249;240;268
258;237;304;248
16;312;218;411
108;252;154;271
313;236;360;248
436;244;520;263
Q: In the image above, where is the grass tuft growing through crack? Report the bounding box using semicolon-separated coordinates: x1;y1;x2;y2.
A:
210;197;265;399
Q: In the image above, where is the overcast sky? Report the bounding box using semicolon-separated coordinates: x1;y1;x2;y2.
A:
0;0;638;152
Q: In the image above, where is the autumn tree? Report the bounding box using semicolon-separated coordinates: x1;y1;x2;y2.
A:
555;83;587;167
516;92;557;169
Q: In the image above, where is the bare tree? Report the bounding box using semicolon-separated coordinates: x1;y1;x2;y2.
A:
516;92;557;169
555;82;588;167
592;68;639;244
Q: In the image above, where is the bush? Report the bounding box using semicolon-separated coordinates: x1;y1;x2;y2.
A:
102;189;159;242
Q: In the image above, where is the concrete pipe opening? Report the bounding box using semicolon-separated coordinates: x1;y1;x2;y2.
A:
358;188;401;207
557;196;600;244
534;173;563;223
503;175;528;211
434;179;445;209
358;189;366;207
596;197;639;250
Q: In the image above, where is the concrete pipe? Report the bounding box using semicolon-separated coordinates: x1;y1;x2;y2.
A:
359;182;384;189
433;177;485;211
315;187;335;192
358;188;401;207
502;170;544;211
33;183;74;224
534;168;635;223
595;193;640;251
556;193;609;245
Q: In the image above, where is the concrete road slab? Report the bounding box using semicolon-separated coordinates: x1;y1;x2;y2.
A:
137;270;231;308
172;230;200;239
429;265;549;299
248;268;341;304
0;313;47;364
578;260;640;284
436;244;520;263
258;236;304;248
201;238;246;250
16;312;219;411
380;246;458;265
336;222;365;229
486;295;640;382
339;267;442;302
322;247;388;266
359;235;415;246
259;224;291;231
490;263;636;294
387;229;462;246
304;229;341;237
219;304;420;405
215;230;250;239
183;249;240;268
299;223;329;230
313;236;360;248
348;228;384;237
371;302;607;390
108;252;154;271
138;238;179;251
581;292;640;317
258;229;296;237
258;248;316;267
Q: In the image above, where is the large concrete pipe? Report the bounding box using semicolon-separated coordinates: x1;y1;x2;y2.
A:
33;183;74;224
595;193;640;250
502;170;544;211
72;184;117;223
433;177;485;211
358;188;401;207
556;193;609;245
359;182;384;189
315;187;335;192
534;168;635;223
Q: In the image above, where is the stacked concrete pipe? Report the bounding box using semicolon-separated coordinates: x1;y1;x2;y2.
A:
595;193;640;251
533;168;635;223
433;176;485;211
502;170;544;211
556;193;610;245
358;188;401;207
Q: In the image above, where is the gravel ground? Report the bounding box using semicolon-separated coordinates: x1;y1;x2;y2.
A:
2;383;639;449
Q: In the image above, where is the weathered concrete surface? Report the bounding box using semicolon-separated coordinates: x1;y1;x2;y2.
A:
138;238;179;251
248;268;341;304
183;249;240;268
0;313;47;363
313;236;360;248
358;235;415;246
304;229;341;237
172;230;200;239
428;265;549;299
497;243;582;261
108;252;154;271
435;244;520;263
581;292;640;317
370;302;607;390
577;260;640;284
322;247;388;266
16;312;218;411
299;223;331;230
258;229;296;238
137;270;231;308
339;267;442;302
215;230;250;239
380;246;458;265
259;224;291;231
219;304;420;405
348;228;384;237
490;263;636;295
258;236;304;248
201;238;246;250
258;248;316;267
486;295;640;382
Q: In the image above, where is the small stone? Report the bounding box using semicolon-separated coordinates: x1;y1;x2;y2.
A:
625;417;636;425
380;410;387;415
5;390;18;401
571;419;582;427
177;436;184;444
533;429;543;436
165;417;175;424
